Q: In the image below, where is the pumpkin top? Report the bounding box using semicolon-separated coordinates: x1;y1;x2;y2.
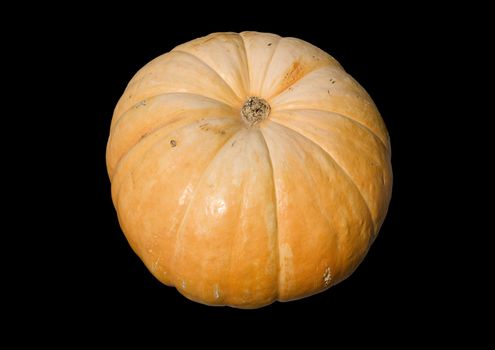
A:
240;96;271;126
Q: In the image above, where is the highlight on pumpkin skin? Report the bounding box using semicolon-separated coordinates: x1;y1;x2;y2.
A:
106;31;392;309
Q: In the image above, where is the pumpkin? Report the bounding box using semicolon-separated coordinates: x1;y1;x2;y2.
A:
106;31;392;308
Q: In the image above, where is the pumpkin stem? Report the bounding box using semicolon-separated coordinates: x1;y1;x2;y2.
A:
241;97;270;126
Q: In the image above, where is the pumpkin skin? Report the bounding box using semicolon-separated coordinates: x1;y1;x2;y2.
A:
106;31;392;308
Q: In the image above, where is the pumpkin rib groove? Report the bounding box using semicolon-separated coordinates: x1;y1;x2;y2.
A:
112;119;215;254
172;49;242;102
111;118;238;210
271;108;389;154
111;117;189;183
170;130;241;290
258;129;281;300
113;118;220;209
238;33;251;96
115;122;242;279
276;107;388;150
268;119;376;231
287;127;341;282
268;64;364;102
110;116;237;182
260;37;282;95
267;63;334;101
225;148;246;306
111;92;237;133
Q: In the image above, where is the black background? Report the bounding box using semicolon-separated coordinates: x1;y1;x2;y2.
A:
20;4;470;338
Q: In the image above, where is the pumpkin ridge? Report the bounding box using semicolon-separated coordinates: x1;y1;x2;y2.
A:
276;107;389;150
111;92;237;133
112;119;212;253
224;134;246;305
112;118;240;208
268;119;376;232
172;49;243;102
238;33;251;96
170;130;241;291
287;127;340;287
110;116;237;182
258;128;280;300
259;37;282;95
267;62;335;101
110;117;189;184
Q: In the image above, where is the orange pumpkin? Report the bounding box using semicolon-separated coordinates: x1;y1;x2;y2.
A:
106;32;392;308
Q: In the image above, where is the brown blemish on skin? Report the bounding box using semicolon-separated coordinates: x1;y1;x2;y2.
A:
284;61;303;86
323;267;332;286
272;60;307;96
134;100;146;108
199;122;227;135
267;42;272;46
170;140;177;147
138;130;151;142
